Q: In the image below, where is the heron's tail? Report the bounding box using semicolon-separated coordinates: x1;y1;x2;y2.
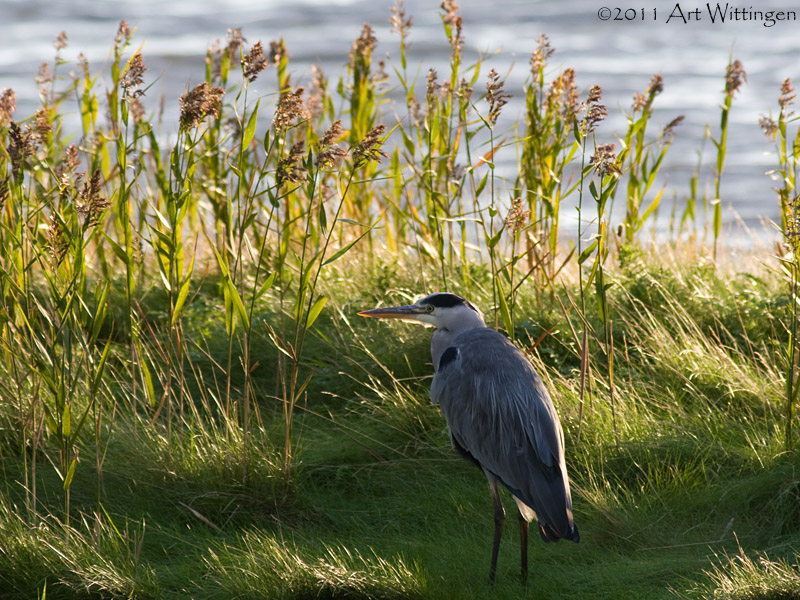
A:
538;521;580;543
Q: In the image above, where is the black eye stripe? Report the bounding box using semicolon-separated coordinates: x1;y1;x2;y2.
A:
421;293;466;308
420;293;480;314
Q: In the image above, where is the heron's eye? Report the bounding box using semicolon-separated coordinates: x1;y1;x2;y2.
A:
424;304;435;313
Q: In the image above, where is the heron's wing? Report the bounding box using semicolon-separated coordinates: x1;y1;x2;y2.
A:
431;328;578;541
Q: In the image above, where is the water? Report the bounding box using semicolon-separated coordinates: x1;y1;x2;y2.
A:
3;0;800;241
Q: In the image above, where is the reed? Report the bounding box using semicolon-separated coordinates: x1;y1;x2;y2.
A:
0;12;765;518
711;57;747;260
761;77;800;451
518;36;582;292
587;141;621;443
0;11;798;600
618;74;682;244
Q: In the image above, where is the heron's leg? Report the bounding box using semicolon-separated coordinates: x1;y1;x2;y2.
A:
518;511;529;581
488;478;505;583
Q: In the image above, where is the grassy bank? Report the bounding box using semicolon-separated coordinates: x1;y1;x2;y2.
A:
2;244;799;599
1;3;800;598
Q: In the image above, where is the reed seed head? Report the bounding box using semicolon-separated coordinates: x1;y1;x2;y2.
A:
269;39;288;67
649;73;664;94
121;52;147;96
0;88;15;127
0;177;7;213
78;53;89;79
779;78;795;118
316;120;347;168
457;78;473;103
36;63;54;97
590;143;620;177
408;97;423;127
724;59;746;98
530;34;554;74
53;31;68;52
633;73;664;113
227;28;244;61
663;115;685;138
504;197;530;235
352;124;388;167
33;109;51;145
57;167;73;204
77;169;110;228
115;20;131;48
206;29;244;83
587;84;602;105
350;24;377;68
372;60;389;86
307;65;327;119
316;145;347;169
784;192;800;252
242;41;268;83
179;82;225;130
273;87;307;132
426;68;440;101
128;97;146;123
8;122;36;179
759;115;778;139
390;1;413;42
440;0;463;53
546;68;579;123
759;79;794;139
47;220;69;267
581;84;606;134
318;119;344;149
277;140;308;186
65;144;80;171
206;38;222;79
486;69;510;127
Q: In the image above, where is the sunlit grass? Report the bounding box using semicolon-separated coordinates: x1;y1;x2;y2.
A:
0;498;160;599
1;2;800;598
204;533;425;600
681;547;800;600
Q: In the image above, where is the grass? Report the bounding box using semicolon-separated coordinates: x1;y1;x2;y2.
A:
3;245;799;600
1;3;800;598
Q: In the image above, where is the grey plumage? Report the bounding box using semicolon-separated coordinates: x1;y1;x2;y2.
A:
431;327;577;543
358;292;579;582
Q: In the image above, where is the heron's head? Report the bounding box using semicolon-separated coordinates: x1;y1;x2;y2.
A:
358;292;485;330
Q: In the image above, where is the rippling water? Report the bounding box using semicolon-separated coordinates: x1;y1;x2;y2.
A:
3;0;800;241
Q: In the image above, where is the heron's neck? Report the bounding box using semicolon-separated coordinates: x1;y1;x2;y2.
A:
430;317;485;371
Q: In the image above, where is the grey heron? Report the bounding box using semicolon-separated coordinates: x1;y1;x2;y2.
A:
358;292;579;582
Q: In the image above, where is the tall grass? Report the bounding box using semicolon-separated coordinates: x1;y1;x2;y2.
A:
0;5;798;598
761;77;800;451
519;36;581;293
0;3;778;511
711;58;747;259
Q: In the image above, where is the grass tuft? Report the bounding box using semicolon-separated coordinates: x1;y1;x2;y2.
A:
0;497;160;599
681;547;800;600
203;532;425;600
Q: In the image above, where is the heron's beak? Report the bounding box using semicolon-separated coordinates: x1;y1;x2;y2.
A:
357;305;423;322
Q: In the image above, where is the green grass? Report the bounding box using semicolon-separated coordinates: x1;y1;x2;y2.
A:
1;4;800;599
2;247;799;599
